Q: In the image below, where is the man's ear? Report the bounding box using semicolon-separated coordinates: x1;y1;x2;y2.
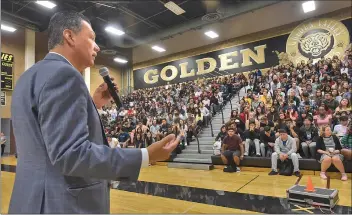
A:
63;29;75;47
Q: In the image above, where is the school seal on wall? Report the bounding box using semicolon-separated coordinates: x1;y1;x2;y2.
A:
286;18;350;64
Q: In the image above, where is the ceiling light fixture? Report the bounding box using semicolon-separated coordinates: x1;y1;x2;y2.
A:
35;1;57;9
152;46;166;52
114;57;128;64
302;1;316;13
205;31;219;39
164;1;185;15
95;3;116;9
105;26;125;36
1;24;17;32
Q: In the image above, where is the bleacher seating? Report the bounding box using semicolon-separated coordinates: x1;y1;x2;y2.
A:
101;43;352;178
211;155;352;172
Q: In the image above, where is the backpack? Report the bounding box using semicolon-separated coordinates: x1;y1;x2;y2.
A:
213;141;222;155
279;159;293;176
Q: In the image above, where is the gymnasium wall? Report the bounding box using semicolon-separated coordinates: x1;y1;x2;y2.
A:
1;31;124;119
90;59;122;98
1;28;25;119
132;7;352;89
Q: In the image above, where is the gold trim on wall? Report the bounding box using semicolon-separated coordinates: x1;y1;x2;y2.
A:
132;7;351;71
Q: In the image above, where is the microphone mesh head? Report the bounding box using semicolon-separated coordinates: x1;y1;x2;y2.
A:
99;67;109;77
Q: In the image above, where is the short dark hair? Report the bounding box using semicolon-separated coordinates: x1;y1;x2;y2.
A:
227;127;235;132
340;116;348;121
304;117;313;122
47;11;91;50
278;128;287;134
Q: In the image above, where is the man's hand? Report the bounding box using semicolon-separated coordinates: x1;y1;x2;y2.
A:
268;142;274;147
147;134;181;163
279;154;287;161
93;77;118;109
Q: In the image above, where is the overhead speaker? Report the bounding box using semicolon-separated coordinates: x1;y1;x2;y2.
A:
202;13;222;22
101;49;117;55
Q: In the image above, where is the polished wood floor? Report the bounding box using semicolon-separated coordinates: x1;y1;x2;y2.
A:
1;155;351;213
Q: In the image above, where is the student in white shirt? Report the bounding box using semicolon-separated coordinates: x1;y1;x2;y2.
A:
107;136;120;148
200;103;210;127
333;116;349;138
202;96;210;108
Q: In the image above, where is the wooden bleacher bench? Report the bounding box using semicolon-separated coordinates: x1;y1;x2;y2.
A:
211;155;352;173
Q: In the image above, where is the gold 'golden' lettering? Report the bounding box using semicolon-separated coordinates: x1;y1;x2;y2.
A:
240;44;267;67
196;58;216;75
144;69;159;84
179;62;195;78
218;51;239;71
160;65;178;81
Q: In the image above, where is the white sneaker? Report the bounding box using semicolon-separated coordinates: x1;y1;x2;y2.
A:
341;173;348;181
297;154;302;159
236;167;241;172
320;172;327;180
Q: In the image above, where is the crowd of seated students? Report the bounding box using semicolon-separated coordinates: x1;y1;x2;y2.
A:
217;44;352;180
99;43;351;180
99;74;243;157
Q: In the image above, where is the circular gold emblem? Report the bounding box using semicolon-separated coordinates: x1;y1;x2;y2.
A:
286;18;350;64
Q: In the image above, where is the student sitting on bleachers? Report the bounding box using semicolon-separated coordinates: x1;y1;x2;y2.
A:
243;121;261;157
299;117;319;158
220;127;244;172
260;126;276;157
215;126;227;142
340;124;351;161
333;115;349;138
269;129;300;177
316;126;347;181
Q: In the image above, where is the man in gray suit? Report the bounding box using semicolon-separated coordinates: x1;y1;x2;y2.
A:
9;11;182;214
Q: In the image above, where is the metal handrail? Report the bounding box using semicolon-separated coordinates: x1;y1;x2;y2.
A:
221;104;225;124
209;116;214;137
237;85;241;103
194;125;202;154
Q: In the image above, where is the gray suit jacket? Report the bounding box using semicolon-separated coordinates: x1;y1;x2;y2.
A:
9;53;143;214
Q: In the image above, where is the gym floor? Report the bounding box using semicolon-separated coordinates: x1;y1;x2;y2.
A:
1;155;351;214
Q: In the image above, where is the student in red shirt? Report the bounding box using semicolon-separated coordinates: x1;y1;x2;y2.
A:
220;127;244;172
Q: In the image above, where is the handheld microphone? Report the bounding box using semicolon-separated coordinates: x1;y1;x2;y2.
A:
99;67;122;110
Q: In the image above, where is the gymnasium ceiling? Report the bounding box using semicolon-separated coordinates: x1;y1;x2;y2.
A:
1;1;351;64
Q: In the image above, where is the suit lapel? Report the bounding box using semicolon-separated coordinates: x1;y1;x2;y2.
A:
90;99;110;147
44;53;110;147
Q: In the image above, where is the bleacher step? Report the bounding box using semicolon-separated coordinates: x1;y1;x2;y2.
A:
186;145;213;150
198;137;216;140
171;88;245;167
182;149;213;154
177;153;212;159
167;162;214;171
198;134;216;138
194;142;215;145
173;157;212;164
